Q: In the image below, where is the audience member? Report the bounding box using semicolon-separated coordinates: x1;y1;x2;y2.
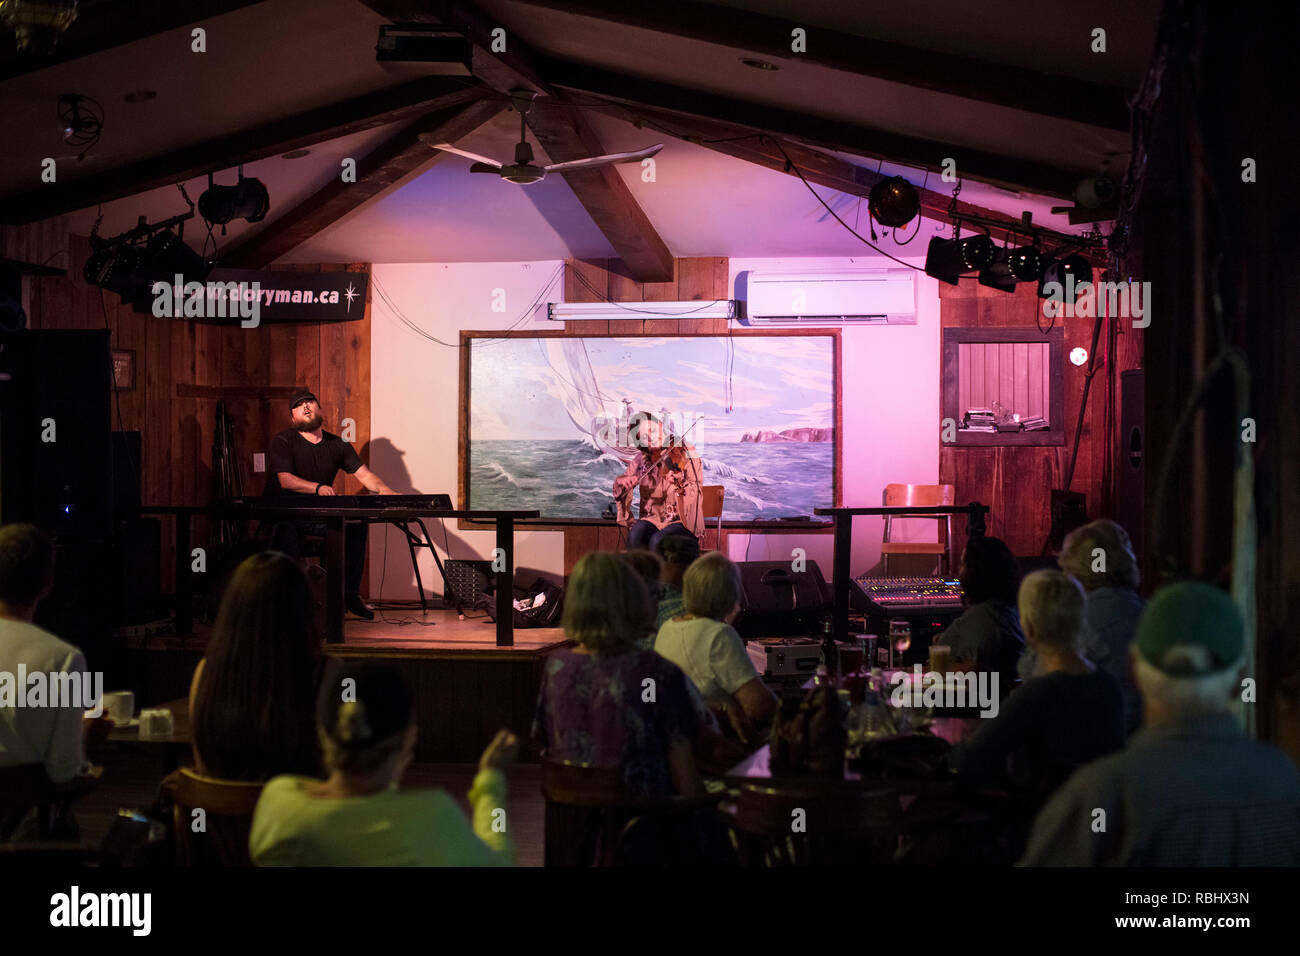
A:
251;663;515;865
654;551;776;740
653;533;699;628
0;524;96;785
1020;581;1300;866
951;571;1125;851
936;536;1025;696
190;551;337;781
620;549;663;647
533;552;704;797
1051;519;1145;733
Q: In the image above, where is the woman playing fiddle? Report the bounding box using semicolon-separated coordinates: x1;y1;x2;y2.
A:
612;411;704;552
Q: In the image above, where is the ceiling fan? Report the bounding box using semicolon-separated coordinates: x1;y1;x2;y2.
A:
420;91;662;185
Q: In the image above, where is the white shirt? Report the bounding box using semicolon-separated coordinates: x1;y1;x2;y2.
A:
654;615;758;708
0;618;87;783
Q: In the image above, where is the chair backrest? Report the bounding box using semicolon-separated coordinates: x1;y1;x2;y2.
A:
726;782;901;865
540;754;629;807
701;485;725;520
883;483;955;508
163;767;265;867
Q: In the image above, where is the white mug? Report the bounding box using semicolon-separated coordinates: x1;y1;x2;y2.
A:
139;708;174;738
103;690;135;723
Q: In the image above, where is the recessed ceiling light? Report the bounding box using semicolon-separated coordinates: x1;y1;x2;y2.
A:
739;58;779;71
122;90;156;103
281;148;311;159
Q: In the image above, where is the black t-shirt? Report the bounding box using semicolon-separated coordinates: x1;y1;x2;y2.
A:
266;428;362;493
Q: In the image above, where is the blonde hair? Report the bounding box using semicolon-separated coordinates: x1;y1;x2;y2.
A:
682;551;741;622
1132;647;1241;717
562;552;652;652
1018;569;1086;651
1059;519;1139;591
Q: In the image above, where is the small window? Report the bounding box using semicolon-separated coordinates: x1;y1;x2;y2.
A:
942;327;1065;446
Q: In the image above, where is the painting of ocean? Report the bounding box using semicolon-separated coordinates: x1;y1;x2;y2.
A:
466;334;836;521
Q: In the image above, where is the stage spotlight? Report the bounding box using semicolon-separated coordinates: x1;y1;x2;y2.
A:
83;240;144;301
924;234;995;285
141;228;211;282
978;245;1044;292
1037;254;1093;303
868;176;920;228
199;173;269;226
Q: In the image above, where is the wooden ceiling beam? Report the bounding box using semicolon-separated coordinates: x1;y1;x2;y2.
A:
506;0;1132;132
0;77;488;226
539;58;1080;199
0;0;267;83
363;1;674;281
220;95;506;267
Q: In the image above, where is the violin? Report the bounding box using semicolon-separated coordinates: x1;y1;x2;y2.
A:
612;445;694;527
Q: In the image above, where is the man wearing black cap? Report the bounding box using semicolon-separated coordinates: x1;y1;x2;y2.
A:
268;389;396;620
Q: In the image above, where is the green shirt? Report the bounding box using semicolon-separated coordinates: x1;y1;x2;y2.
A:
249;769;514;866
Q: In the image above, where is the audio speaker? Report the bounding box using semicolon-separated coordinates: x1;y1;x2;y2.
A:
0;330;112;536
733;560;831;640
1118;369;1144;556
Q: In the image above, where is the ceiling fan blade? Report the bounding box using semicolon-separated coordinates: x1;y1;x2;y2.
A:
468;163;501;174
417;138;503;168
542;143;664;173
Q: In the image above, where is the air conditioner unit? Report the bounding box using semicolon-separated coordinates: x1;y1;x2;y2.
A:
740;270;917;325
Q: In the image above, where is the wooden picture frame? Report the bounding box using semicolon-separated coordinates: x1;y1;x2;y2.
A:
942;327;1065;446
111;348;136;391
457;328;842;531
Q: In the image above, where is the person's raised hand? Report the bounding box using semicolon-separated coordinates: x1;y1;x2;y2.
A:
479;728;519;773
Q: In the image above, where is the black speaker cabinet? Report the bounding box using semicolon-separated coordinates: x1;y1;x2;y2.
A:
733;560;831;640
1118;369;1144;557
0;330;112;537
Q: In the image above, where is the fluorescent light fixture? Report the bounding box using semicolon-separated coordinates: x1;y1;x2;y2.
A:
547;300;738;321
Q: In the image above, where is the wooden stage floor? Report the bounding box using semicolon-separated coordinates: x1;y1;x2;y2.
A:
329;606;567;655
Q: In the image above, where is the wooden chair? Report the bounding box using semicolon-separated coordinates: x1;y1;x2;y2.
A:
880;483;956;575
539;753;724;866
0;763;97;841
719;780;904;866
700;485;725;551
161;767;265;867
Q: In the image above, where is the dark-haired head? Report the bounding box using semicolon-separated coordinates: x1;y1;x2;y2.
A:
193;551;323;780
317;663;415;778
0;523;55;614
629;410;663;452
960;536;1020;605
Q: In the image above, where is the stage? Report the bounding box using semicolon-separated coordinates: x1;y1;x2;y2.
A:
122;608;569;763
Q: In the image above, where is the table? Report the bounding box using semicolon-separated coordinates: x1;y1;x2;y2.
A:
106;698;192;773
725;717;979;786
143;505;539;646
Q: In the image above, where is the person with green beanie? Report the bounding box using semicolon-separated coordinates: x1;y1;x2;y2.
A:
1019;580;1300;866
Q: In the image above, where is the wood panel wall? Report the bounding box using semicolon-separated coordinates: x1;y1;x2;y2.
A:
958;340;1051;421
26;234;373;590
559;256;729;572
939;276;1143;557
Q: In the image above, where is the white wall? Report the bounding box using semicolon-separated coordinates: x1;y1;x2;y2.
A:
723;257;942;579
368;256;941;599
368;261;565;599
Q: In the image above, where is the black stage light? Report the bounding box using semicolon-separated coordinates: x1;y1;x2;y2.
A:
924;234;996;285
1037;254;1093;303
978;245;1045;292
199;174;269;225
868;175;920;228
141;228;211;283
83;240;144;300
